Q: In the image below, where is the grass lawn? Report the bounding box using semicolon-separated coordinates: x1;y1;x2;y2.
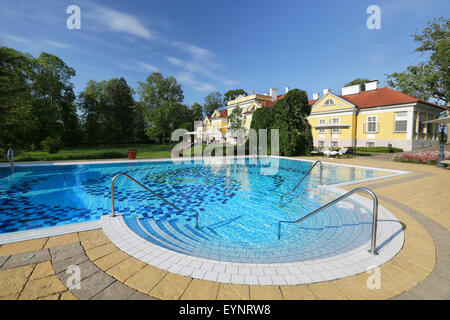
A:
7;144;172;162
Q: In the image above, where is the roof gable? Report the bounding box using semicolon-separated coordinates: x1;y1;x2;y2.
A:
311;92;355;113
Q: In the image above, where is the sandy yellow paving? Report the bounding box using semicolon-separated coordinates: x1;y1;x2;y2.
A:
125;265;167;294
0;264;35;297
181;279;220;300
249;285;283;300
217;284;250;300
0;238;48;256
150;273;192;299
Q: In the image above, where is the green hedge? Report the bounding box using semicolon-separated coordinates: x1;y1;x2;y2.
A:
15;151;127;162
346;146;403;153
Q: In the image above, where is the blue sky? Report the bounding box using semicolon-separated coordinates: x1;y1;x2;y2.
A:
1;0;449;106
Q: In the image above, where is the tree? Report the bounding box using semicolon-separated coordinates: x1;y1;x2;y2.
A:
137;72;184;110
32;52;81;146
344;78;371;90
204;92;223;118
78;80;106;144
190;102;204;121
102;77;136;144
224;89;248;104
251;89;313;156
0;47;36;153
138;73;185;143
229;106;244;132
387;17;449;107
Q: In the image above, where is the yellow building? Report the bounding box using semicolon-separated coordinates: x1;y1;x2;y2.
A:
196;88;290;144
308;81;445;151
194;81;445;151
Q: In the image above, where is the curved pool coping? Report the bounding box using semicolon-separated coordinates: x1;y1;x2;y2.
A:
101;185;405;286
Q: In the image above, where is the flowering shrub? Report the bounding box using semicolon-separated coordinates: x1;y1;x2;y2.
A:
394;151;450;165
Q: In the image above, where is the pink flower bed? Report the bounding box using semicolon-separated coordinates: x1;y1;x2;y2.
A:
395;151;450;164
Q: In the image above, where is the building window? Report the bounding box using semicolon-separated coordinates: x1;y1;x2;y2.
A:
331;141;338;148
418;114;424;133
365;116;378;133
318;141;324;147
318;119;326;133
324;99;335;106
394;112;407;133
366;142;375;148
331;118;340;133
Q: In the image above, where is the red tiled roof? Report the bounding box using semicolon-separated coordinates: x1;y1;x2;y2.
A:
334;87;444;109
212;109;228;118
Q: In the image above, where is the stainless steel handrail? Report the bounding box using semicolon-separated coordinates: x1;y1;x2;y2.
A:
7;148;14;168
280;160;322;205
110;173;199;228
277;187;379;255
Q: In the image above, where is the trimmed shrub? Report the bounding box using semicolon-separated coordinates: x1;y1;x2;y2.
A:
41;136;62;154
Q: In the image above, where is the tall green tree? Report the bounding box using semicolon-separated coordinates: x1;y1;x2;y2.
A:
137;73;185;143
224;89;248;104
78;80;106;144
204;91;223;118
0;47;35;152
190;102;204;121
102;77;136;144
387;17;449;107
251;89;312;156
229;106;244;132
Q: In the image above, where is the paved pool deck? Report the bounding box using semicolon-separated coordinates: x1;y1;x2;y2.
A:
0;157;448;300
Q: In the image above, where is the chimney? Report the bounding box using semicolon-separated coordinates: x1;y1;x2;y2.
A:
285;86;290;93
365;80;379;91
323;88;331;95
312;93;320;100
269;88;278;101
341;84;361;96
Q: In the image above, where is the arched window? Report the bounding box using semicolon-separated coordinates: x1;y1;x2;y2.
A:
324;99;335;106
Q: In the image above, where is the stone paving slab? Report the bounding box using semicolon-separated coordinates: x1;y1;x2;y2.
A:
128;291;159;300
57;260;102;285
50;242;84;262
0;238;48;256
29;261;55;281
52;252;90;274
0;256;8;268
1;249;50;270
19;275;67;300
91;281;136;300
69;271;115;300
0;264;35;298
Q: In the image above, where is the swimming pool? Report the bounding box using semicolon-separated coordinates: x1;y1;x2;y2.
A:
0;157;392;235
1;157;406;284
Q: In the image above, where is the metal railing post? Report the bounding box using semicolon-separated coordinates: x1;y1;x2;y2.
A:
110;173;182;217
280;160;322;206
277;187;379;255
7;148;14;168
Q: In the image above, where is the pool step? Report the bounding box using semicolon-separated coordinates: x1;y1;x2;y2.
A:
124;216;242;258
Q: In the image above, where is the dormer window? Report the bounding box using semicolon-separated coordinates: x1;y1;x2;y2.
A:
324;99;335;106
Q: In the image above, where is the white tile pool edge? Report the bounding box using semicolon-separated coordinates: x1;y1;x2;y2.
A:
101;186;405;286
0;220;101;245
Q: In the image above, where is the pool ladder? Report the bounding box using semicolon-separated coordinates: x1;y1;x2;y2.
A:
110;173;199;228
279;160;322;207
277;187;379;255
6;148;14;168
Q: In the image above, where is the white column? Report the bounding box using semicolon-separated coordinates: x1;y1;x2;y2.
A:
406;110;414;141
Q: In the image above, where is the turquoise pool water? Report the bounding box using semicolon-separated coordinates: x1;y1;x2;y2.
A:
0;157;390;262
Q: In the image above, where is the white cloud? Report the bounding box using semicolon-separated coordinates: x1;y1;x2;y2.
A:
1;34;27;43
89;5;154;40
138;62;159;72
176;72;216;92
45;40;70;48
